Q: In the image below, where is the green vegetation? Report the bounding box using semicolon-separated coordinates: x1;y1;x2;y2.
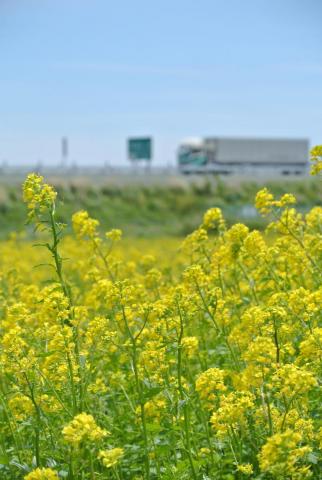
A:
0;177;321;238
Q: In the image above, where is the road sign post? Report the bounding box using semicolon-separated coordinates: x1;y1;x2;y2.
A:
128;137;152;171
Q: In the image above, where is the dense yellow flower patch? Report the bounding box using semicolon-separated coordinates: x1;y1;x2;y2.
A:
0;171;321;479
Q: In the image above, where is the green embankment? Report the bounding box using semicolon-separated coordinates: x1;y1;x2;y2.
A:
0;177;321;238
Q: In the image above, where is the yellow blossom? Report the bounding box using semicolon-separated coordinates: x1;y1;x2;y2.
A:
72;210;99;239
106;228;122;241
255;188;275;215
98;448;124;468
202;207;225;232
310;145;322;175
271;364;317;397
62;413;109;447
237;464;253;475
22;173;57;219
24;468;59;480
181;336;199;357
258;430;312;478
195;367;226;406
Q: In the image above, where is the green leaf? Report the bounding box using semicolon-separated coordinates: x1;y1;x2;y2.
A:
307;452;318;464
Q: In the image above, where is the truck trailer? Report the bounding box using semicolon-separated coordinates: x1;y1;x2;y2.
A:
177;137;309;176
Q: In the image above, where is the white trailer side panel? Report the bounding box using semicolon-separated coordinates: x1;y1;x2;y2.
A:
205;138;308;165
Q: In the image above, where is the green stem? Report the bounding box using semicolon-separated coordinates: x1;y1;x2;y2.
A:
49;209;70;302
89;449;95;480
0;393;23;463
121;306;150;480
23;374;41;467
132;342;150;480
195;280;240;370
177;302;197;480
93;239;115;281
69;450;75;480
49;207;84;412
272;316;280;364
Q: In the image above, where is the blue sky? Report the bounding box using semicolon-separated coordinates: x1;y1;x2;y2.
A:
1;0;322;165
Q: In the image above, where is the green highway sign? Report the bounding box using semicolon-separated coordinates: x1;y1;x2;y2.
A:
128;137;152;161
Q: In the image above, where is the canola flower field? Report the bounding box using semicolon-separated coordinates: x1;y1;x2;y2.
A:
0;147;322;480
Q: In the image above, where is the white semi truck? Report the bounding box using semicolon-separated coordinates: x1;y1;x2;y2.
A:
177;137;309;176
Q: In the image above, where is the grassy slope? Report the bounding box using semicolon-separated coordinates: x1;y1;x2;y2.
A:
0;177;321;238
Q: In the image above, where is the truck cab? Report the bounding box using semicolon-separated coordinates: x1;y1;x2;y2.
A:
177;138;209;173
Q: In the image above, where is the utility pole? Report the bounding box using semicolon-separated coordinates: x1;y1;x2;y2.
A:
61;136;69;168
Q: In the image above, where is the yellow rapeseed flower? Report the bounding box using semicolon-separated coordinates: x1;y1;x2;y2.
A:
195;368;226;406
258;430;312;478
98;448;124;468
24;468;59;480
22;173;57;219
237;463;253;475
310;145;322;175
72;210;100;239
62;412;109;447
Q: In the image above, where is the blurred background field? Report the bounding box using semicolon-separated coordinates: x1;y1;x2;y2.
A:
0;173;321;239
